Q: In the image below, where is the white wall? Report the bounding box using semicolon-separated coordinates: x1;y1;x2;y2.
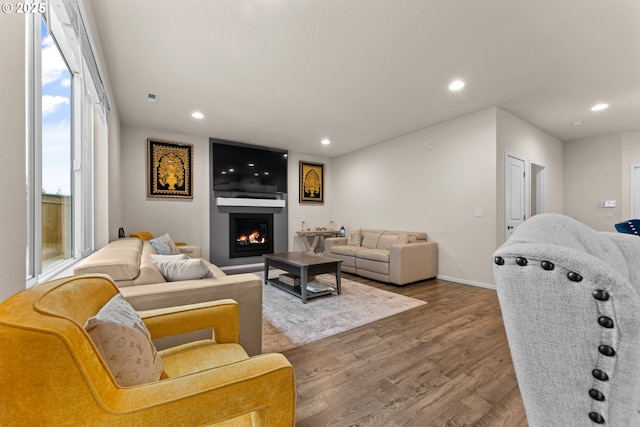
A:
332;108;498;286
564;133;623;230
496;107;564;243
0;14;27;301
563;131;640;231
120;126;211;257
286;152;334;253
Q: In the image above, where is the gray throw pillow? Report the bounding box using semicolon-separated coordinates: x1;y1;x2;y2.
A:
150;254;214;281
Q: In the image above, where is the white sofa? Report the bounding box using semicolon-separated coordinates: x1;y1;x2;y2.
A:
73;238;263;355
324;229;438;285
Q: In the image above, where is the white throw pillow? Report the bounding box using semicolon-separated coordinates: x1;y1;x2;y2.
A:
85;294;163;387
347;230;362;246
396;233;411;244
150;254;214;281
149;233;181;255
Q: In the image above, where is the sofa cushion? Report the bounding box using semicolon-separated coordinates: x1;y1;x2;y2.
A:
150;254;214;282
73;238;142;281
347;230;362;246
356;248;390;263
149;233;181;255
377;234;399;250
361;231;382;249
331;245;362;257
85;293;164;387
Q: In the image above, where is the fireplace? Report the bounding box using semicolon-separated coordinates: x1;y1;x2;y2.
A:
229;213;274;258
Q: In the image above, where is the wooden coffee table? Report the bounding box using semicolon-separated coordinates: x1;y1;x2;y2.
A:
263;252;342;303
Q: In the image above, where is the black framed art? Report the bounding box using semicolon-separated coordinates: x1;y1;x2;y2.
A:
147;138;193;199
299;161;324;204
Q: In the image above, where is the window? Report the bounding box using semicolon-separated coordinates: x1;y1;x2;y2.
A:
27;0;108;285
41;17;73;271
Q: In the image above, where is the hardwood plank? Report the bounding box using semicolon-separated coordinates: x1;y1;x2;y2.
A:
280;274;528;426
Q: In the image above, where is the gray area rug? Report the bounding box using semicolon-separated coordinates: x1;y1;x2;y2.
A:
260;270;427;353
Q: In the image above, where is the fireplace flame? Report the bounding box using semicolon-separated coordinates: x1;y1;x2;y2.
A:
237;230;266;245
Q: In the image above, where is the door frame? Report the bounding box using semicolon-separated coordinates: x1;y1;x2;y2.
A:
530;161;547;216
630;164;640;218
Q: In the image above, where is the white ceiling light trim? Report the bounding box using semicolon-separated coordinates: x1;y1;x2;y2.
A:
591;103;609;112
192;111;204;119
321;138;331;145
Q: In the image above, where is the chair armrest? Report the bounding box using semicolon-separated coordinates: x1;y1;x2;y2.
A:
112;353;296;426
138;299;239;344
178;245;201;258
389;242;438;284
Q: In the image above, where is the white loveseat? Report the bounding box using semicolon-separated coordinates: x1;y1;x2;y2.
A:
324;229;438;285
73;238;263;355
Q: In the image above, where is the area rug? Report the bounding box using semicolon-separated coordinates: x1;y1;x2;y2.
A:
259;270;426;353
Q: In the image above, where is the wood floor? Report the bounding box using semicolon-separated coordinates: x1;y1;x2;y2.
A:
280;274;528;427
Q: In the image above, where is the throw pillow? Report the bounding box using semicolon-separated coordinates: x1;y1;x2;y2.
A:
149;233;181;255
150;254;214;281
347;230;362;246
396;233;411;244
85;294;163;387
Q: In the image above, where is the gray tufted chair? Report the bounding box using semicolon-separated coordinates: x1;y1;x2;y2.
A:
493;213;640;427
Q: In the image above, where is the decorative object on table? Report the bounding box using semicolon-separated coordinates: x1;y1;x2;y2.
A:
147;138;193;199
340;226;346;237
118;227;125;238
299;160;324;204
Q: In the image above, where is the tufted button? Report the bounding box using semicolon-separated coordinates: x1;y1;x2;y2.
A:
598;316;614;329
593;289;610;301
598;345;616;357
494;256;505;265
589;412;605;424
516;257;528;266
592;369;609;382
567;271;583;282
589;388;605;401
540;261;554;270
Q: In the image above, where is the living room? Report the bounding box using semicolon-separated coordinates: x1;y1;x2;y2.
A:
1;1;640;424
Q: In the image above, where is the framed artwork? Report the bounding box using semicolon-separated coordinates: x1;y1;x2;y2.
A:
299;161;324;204
147;138;193;199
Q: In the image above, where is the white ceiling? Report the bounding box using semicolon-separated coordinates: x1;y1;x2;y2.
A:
88;0;640;158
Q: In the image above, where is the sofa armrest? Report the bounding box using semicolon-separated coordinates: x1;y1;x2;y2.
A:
325;237;348;253
178;245;201;258
121;273;263;355
138;299;239;344
389;242;438;285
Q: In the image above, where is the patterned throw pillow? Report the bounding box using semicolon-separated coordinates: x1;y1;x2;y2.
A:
347;230;362;246
396;233;411;244
85;294;164;387
150;254;214;281
149;233;181;255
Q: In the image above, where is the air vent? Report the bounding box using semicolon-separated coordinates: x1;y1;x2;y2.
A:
146;93;158;104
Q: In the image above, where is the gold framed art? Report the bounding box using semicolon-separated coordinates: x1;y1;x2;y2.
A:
147;138;193;199
299;161;324;204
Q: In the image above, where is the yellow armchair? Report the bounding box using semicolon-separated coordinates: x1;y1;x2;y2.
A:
0;274;296;426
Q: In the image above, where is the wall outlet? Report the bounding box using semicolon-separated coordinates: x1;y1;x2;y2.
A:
474;208;484;217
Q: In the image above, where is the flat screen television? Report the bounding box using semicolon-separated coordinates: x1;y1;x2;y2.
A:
211;139;288;195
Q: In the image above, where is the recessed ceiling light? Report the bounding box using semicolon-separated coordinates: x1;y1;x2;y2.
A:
571;120;584;127
321;138;331;145
191;111;204;119
591;103;609;112
448;80;465;91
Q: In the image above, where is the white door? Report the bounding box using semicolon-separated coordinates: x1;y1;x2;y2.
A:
631;164;640;218
505;153;526;241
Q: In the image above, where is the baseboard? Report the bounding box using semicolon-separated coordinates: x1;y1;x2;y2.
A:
437;275;496;290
